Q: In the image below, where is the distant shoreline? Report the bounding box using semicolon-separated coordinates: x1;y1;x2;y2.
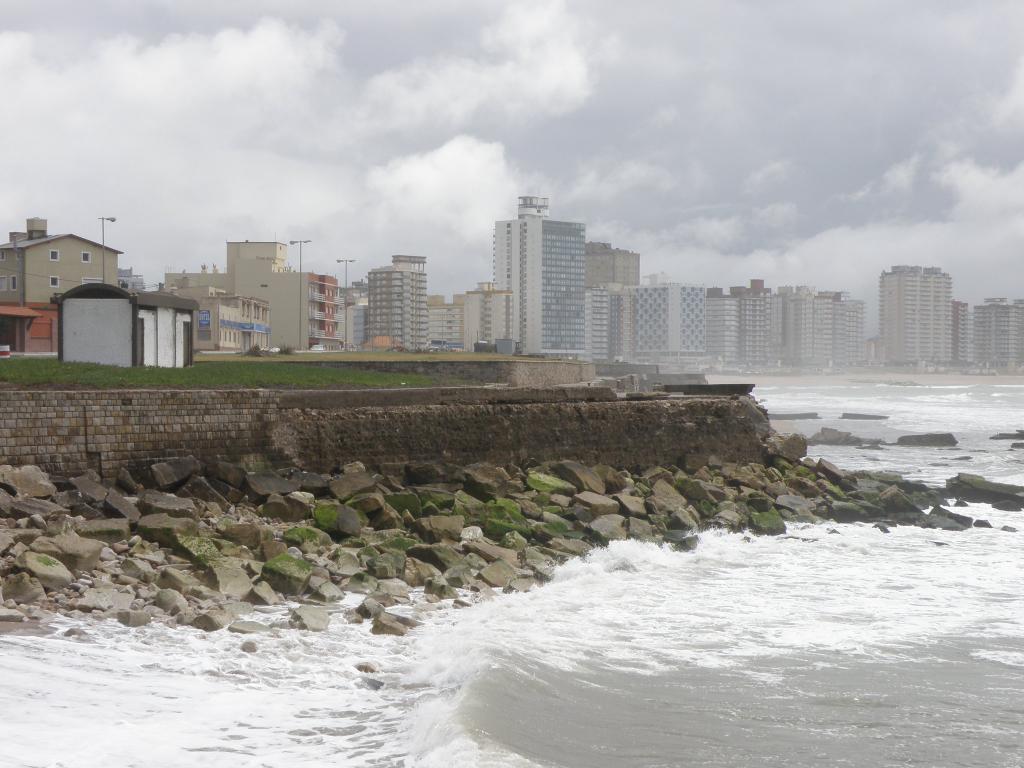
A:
708;372;1024;387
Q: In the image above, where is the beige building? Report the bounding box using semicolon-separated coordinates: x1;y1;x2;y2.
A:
585;241;640;288
164;241;343;350
879;265;952;365
366;255;428;350
428;293;465;349
169;285;270;352
0;217;121;352
462;281;513;349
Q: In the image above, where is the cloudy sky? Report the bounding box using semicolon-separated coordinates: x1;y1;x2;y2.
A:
3;0;1024;329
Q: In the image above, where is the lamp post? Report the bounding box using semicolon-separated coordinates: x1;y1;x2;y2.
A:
336;258;355;349
289;239;311;350
98;217;116;284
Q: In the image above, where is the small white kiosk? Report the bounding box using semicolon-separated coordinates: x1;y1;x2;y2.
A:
57;284;197;368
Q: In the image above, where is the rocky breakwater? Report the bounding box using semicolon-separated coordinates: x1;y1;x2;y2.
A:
0;438;1014;635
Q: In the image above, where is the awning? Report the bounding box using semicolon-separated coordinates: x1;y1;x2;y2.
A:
0;306;43;318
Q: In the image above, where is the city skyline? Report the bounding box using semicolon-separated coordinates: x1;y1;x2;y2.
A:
3;2;1024;325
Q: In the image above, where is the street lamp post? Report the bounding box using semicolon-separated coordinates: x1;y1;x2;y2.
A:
98;217;116;284
336;258;355;349
289;239;311;350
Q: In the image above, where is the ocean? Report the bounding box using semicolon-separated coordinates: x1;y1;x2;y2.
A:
3;381;1023;767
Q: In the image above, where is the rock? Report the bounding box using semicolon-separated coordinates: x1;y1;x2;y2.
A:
249;580;281;605
257;493;310;523
246;472;301;501
355;661;380;673
460;525;484;542
479;559;517;588
926;507;973;530
172;534;223;567
206;563;253;599
588;514;628;542
667;507;700;532
878;486;922;517
462;463;510;501
101;491;140;523
283;526;332;550
0;464;57;498
261;554;312;595
663;530;699;551
613;494;646;517
9;497;65;520
815;459;847;485
371;612;408;636
328;472;377;501
220;522;268;551
150;457;201;490
765;433;807;462
828;500;875;523
2;572;45;604
192;609;234;632
16;551;73;590
313;502;366;537
0;608;26;623
896;433;958;447
406;543;465;572
424;576;458;599
710;503;746;530
179;476;229;510
412;515;465;543
157;567;201;592
229;621;271;634
525;471;576;496
69;474;109;505
116;467;141;494
40;533;104;573
973;519;993;528
78;586;133;612
345;571;380;594
310;580;345;603
501;531;529;551
807;428;880;447
211;461;247;489
117;610;151;628
137;490;197;519
573;492;620;517
627;517;656;540
154;588;188;615
749;508;786;536
290;605;330;632
550;461;606;494
463;540;518;566
0;530;13;555
240;640;259;653
75;519;131;547
945;473;1024;509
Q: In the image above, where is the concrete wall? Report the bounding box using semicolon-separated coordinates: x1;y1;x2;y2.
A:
0;388;768;480
293;359;597;387
61;298;133;367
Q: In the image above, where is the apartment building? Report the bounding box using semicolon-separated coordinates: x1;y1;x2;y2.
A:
427;293;466;350
584;287;610;362
169;285;271;352
462;281;513;349
606;286;636;362
772;286;864;368
164;241;344;350
634;275;706;368
951;300;972;365
973;298;1023;368
879;265;952;365
494;196;586;356
705;288;740;366
366;255;428;351
585;242;640;289
0;217;122;352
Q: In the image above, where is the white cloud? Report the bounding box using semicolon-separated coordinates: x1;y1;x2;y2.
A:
753;202;798;229
742;160;792;195
566;160;676;203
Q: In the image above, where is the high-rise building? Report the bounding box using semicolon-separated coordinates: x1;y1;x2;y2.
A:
606;286;636;362
878;265;952;365
951;300;972;365
584;242;640;288
706;280;773;367
705;288;740;366
164;241;344;350
634;275;705;368
772;286;864;367
494;196;586;356
830;293;866;366
427;293;465;350
462;281;513;349
973;298;1022;367
366;255;428;351
584;287;610;361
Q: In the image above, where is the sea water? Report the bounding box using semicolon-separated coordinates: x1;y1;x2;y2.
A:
2;381;1023;767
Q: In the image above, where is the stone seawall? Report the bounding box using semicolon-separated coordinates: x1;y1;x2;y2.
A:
294;359;597;387
0;389;769;479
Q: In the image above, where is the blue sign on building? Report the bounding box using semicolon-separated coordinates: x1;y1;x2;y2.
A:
198;310;211;329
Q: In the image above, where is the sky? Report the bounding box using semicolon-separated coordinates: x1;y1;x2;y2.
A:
3;0;1024;331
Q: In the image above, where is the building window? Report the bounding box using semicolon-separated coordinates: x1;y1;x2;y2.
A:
10;276;15;291
50;276;59;288
81;251;91;263
0;276;6;291
49;250;60;261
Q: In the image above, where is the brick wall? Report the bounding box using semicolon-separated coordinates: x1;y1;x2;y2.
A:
293;358;597;387
0;389;769;478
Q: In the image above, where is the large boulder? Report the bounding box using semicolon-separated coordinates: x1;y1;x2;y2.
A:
550;461;605;495
261;554;312;595
178;476;229;510
573;492;620;517
896;433;958;447
0;465;57;498
479;559;517;588
290;606;330;632
328;472;377;501
878;486;922;518
945;473;1024;509
412;515;465;543
205;563;253;599
462;463;510;501
748;508;786;536
102;490;140;523
211;461;247;489
69;474;109;505
16;551;73;590
1;572;45;604
313;502;366;537
78;586;133;612
40;533;105;573
74;517;131;544
525;471;576;496
463;540;519;566
137;490;197;519
765;433;807;463
258;493;310;523
137;513;198;548
406;543;466;572
9;497;65;520
150;457;201;490
245;472;300;501
588;514;628;542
